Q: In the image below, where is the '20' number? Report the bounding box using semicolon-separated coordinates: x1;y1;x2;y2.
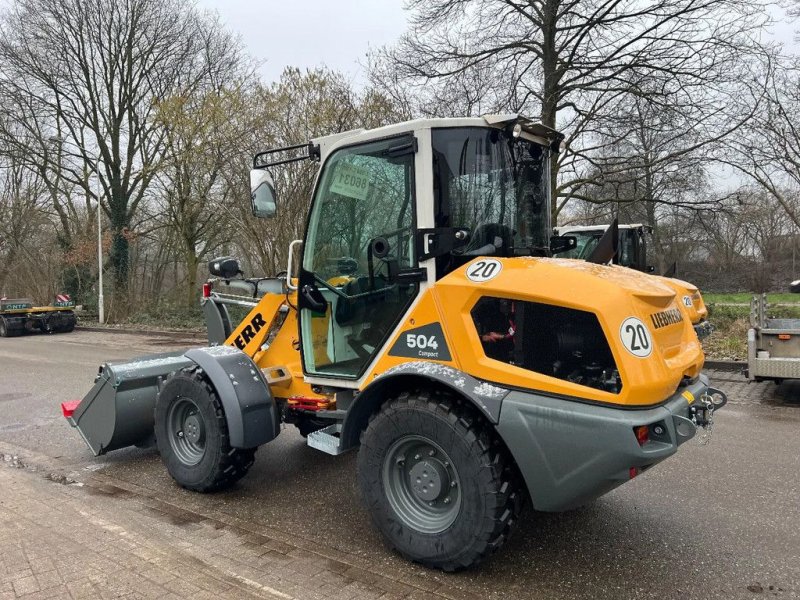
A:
467;258;502;282
620;317;652;357
624;323;650;351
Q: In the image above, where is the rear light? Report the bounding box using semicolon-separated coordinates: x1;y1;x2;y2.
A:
633;425;649;446
202;282;212;298
778;334;791;341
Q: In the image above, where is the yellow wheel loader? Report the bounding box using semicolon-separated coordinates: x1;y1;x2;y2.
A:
63;115;726;571
556;222;712;337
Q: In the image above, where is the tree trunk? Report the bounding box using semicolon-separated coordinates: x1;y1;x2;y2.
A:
540;0;560;227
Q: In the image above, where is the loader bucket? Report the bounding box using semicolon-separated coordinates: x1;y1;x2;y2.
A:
65;351;193;455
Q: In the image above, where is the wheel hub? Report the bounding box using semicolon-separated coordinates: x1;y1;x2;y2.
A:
409;459;448;501
167;397;206;466
382;435;461;534
183;414;204;444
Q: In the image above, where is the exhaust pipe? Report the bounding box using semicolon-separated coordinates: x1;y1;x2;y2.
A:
63;351;193;455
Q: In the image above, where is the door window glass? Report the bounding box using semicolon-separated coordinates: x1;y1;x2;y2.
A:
301;136;417;378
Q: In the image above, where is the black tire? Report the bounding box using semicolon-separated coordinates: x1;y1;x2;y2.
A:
0;317;17;337
155;366;256;492
57;313;76;333
357;390;524;571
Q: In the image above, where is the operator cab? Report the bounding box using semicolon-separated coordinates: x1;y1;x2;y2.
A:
558;223;654;272
250;115;565;382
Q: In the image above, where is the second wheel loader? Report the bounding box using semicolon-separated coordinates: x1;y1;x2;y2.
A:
64;115;726;571
556;222;712;337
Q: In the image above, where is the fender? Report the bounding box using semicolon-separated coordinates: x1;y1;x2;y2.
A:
339;362;509;450
201;297;233;345
184;346;279;448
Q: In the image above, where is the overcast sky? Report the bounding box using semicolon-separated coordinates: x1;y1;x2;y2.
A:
196;1;797;88
195;0;409;86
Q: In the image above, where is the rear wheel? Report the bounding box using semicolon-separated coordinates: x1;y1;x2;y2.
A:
57;313;76;333
0;317;17;337
357;390;524;571
155;367;256;492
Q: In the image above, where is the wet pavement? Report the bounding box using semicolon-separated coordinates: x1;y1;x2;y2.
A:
0;330;798;599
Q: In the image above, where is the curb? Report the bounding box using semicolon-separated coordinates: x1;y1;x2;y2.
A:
76;325;205;340
704;359;745;372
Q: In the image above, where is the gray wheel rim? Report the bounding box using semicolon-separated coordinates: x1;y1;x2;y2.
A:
382;435;462;534
167;397;206;466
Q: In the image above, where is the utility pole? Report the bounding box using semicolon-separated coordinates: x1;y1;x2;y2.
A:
96;160;104;324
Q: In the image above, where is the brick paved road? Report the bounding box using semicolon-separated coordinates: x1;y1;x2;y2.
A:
1;332;799;600
0;458;446;600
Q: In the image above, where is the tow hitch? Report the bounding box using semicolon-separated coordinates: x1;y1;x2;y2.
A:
692;386;727;428
689;386;727;445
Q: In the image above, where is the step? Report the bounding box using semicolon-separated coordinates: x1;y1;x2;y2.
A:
307;423;347;456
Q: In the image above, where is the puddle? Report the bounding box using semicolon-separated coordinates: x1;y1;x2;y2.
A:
84;483;135;499
145;505;205;527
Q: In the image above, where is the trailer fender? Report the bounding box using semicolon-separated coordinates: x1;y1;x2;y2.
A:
340;362;508;450
183;347;279;449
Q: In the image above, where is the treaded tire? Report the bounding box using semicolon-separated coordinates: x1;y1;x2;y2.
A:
155;366;256;492
357;389;524;571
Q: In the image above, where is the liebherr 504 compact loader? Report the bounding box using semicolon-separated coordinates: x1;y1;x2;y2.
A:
64;115;726;570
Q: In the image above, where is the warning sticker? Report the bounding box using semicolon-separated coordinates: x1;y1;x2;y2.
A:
620;317;653;358
330;163;370;201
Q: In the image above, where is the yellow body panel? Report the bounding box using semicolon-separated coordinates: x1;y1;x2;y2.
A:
655;276;709;324
222;292;324;403
221;258;704;410
366;258;703;408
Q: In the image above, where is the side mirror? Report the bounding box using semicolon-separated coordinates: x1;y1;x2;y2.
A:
250;169;277;218
550;235;577;254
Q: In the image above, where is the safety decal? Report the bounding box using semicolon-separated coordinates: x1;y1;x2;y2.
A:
388;322;452;361
466;258;502;283
682;295;693;308
620;317;653;358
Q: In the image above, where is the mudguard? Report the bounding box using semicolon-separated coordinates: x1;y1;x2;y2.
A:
184;346;279;448
339;362;509;449
202;298;232;345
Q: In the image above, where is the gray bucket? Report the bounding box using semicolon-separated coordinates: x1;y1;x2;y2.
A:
68;351;193;455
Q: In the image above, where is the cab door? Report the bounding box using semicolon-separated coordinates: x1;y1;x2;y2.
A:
298;135;420;379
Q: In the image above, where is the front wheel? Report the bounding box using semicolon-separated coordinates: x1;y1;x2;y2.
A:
357;390;524;571
155;367;256;492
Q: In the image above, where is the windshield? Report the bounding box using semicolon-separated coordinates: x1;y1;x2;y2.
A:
560;230;603;260
431;127;551;275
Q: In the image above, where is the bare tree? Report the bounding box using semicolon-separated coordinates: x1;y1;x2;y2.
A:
722;58;800;229
0;0;242;310
375;0;768;222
